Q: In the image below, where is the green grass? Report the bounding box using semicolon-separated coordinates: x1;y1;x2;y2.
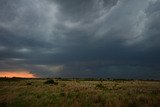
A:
0;78;160;107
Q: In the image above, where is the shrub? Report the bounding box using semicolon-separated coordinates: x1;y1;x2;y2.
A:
26;82;32;85
44;79;58;85
96;83;105;89
60;92;66;97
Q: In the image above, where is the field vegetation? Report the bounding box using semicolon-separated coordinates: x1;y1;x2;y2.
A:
0;77;160;107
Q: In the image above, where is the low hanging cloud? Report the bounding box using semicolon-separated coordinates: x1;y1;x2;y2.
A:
0;0;160;79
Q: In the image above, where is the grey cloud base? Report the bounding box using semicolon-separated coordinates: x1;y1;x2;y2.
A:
0;0;160;79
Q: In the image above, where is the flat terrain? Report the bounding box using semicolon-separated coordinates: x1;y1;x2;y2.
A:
0;78;160;107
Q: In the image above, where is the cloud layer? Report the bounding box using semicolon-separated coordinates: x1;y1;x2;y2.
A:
0;0;160;79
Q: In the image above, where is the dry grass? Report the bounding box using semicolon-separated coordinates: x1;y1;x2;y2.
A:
0;78;160;107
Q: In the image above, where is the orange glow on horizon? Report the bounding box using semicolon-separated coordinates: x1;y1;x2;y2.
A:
0;71;38;78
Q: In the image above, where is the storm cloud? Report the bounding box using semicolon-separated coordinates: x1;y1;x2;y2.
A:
0;0;160;79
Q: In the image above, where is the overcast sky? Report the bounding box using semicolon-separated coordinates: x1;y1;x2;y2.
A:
0;0;160;79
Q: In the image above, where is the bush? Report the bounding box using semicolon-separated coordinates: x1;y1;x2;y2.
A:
44;79;58;85
60;92;66;97
26;82;32;85
96;83;105;89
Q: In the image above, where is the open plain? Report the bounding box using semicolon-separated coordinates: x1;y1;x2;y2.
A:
0;78;160;107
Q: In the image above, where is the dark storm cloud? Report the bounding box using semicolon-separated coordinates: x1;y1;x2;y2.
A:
0;0;160;79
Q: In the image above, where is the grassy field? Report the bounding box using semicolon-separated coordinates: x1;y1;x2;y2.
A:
0;78;160;107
